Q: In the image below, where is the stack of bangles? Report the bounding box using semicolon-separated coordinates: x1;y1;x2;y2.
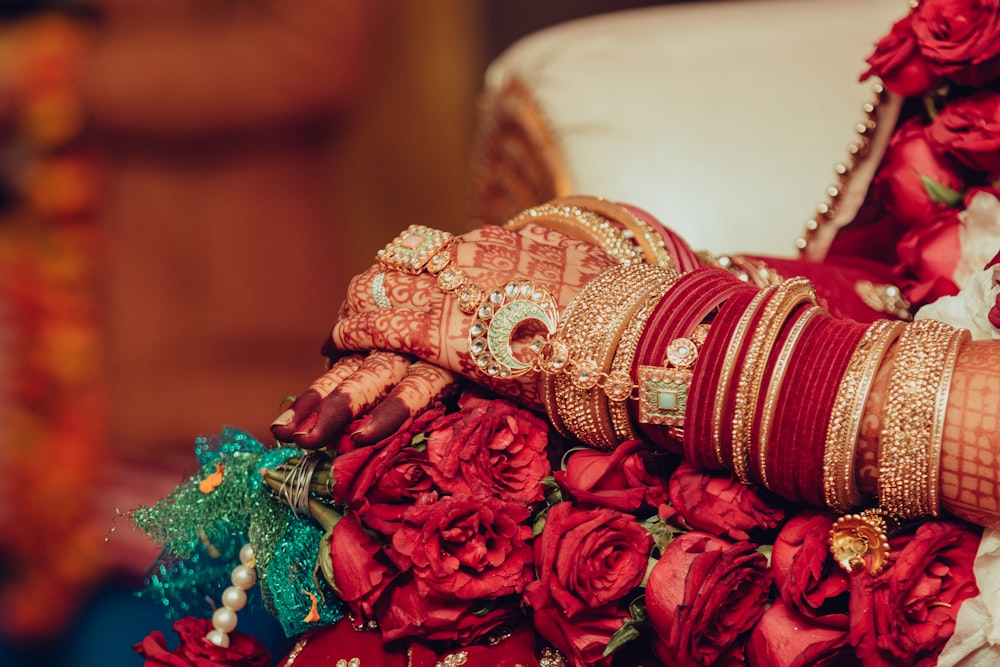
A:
375;212;970;575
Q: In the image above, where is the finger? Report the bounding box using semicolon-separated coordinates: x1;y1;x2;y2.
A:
331;309;441;363
342;264;442;316
286;351;413;449
271;354;365;441
341;265;384;316
350;362;459;444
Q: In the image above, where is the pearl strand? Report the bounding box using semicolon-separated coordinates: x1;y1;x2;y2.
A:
205;543;257;648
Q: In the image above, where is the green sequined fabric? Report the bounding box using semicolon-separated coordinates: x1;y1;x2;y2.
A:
134;427;345;635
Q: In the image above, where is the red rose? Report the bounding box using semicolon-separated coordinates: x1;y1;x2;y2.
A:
391;493;534;600
134;617;271;667
746;599;853;667
524;502;652;666
849;520;981;667
912;0;1000;86
376;574;521;644
329;513;399;622
426;392;550;505
333;407;444;534
662;460;784;541
335;442;437;534
860;14;941;96
771;510;850;629
928;91;1000;177
873;117;968;230
554;438;669;512
645;531;770;667
894;208;963;306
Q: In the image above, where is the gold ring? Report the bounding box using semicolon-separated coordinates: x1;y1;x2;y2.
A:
376;225;455;274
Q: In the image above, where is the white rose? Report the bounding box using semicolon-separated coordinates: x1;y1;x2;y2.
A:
916;266;1000;340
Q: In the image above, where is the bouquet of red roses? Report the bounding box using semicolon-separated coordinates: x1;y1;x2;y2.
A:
135;384;982;667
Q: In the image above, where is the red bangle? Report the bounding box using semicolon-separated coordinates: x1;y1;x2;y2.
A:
619;203;705;273
747;303;823;488
684;288;760;470
766;315;868;504
631;267;754;451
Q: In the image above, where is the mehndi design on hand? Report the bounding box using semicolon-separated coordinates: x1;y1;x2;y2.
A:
271;351;457;449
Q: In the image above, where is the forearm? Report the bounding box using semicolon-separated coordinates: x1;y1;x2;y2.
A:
543;261;999;529
857;340;1000;529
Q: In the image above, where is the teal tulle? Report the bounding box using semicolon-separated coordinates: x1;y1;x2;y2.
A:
134;427;345;635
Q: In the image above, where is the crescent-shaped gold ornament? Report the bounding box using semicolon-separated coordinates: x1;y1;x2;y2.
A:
468;279;559;379
829;509;892;576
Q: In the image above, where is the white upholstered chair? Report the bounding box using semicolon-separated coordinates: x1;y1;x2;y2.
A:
470;0;909;258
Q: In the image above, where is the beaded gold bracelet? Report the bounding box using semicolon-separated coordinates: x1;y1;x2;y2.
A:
729;277;817;484
547;264;678;449
607;279;677;443
711;285;778;468
554;195;676;269
823;318;905;513
505;196;676;269
878;319;968;519
505;202;646;266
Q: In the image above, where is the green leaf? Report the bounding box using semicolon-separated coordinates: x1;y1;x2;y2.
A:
641;556;658;588
532;510;548;537
604;622;641;657
628;595;648;623
603;598;649;657
317;529;338;594
757;543;773;568
642;515;680;556
543;478;564;505
921;176;964;207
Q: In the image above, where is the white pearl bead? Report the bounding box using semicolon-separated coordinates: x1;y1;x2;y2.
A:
221;585;247;611
213;606;239;634
205;629;230;648
231;564;257;589
239;543;255;566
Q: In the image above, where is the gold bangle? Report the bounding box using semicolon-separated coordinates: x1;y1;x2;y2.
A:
594;274;673;448
505;202;646;266
928;326;969;516
550;264;677;449
730;277;817;484
878;319;965;518
711;285;778;468
823;318;905;513
608;279;676;442
553;195;676;269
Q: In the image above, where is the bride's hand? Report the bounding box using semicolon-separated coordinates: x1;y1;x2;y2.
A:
271;223;614;449
271;351;458;447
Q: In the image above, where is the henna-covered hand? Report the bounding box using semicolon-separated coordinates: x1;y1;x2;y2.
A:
271;351;458;448
272;224;613;449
